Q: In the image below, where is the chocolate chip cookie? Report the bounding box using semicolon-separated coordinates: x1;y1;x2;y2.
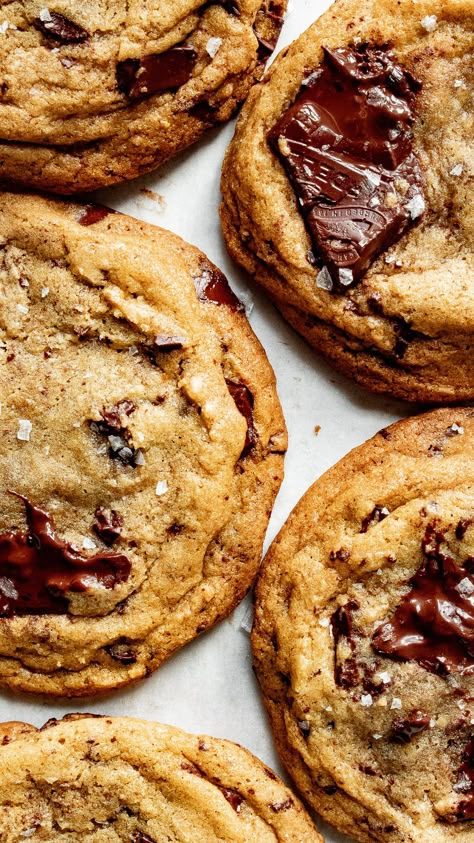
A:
220;0;474;403
253;406;474;842
0;0;286;194
0;714;322;841
0;190;286;697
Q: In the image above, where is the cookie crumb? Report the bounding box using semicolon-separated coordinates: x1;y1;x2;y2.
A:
314;424;321;436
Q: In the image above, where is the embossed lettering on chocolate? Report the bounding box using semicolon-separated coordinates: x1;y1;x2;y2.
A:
0;0;286;193
220;0;474;403
0;191;286;697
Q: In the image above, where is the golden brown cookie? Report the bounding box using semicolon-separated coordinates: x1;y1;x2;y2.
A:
220;0;474;403
0;190;286;697
0;0;286;194
0;714;322;841
253;407;474;843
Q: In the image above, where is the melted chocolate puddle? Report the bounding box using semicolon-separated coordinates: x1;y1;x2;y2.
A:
268;43;425;290
373;525;474;676
0;494;130;616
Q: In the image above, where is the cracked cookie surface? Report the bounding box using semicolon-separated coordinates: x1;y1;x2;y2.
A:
253;406;474;843
0;714;322;841
220;0;474;403
0;0;286;193
0;190;286;696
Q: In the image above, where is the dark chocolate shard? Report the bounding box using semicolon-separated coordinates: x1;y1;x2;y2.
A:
193;263;245;312
106;639;137;665
220;787;244;812
0;493;130;617
373;524;474;676
34;11;89;43
268;43;425;291
93;508;123;547
225;379;257;458
360;505;390;533
117;44;197;100
330;600;359;688
77;205;115;226
90;402;142;467
391;710;431;744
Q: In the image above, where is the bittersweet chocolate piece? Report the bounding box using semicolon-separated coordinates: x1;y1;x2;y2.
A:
193;264;245;312
330;600;359;688
34;12;89;43
117;44;197;100
269;44;425;291
226;380;257;458
373;525;474;676
90;401;141;467
93;507;123;547
78;205;115;226
391;711;431;744
0;493;130;616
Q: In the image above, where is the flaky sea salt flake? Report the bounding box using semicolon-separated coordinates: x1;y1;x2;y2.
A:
391;697;402;710
17;304;28;315
420;15;438;32
155;480;168;496
39;7;53;21
316;266;333;291
406;194;425;219
450;163;464;177
360;694;373;707
17;419;32;441
206;36;222;58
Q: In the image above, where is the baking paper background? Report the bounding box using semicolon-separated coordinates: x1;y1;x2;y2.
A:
1;2;418;840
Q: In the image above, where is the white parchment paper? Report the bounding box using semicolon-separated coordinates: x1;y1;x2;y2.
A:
1;2;417;840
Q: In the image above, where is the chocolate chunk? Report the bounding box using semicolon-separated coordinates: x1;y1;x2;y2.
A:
220;787;244;812
268;44;424;291
153;335;186;351
225;380;257;458
106;640;137;665
361;505;390;533
391;710;431;744
90;402;141;467
373;524;474;676
298;719;311;737
193;263;245;312
34;12;89;43
330;600;359;687
270;798;293;812
117;44;196;100
454;740;474;820
0;493;130;617
93;508;123;547
78;205;115;226
456;519;472;541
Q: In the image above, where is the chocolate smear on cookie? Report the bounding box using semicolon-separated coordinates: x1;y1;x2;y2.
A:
34;11;89;43
0;493;130;616
373;524;474;676
453;739;474;821
268;43;425;291
117;44;197;100
226;379;257;458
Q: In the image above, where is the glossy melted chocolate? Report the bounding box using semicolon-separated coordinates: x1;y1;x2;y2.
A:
117;44;197;100
193;264;245;312
373;525;474;676
0;494;130;616
269;44;425;290
225;380;257;458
